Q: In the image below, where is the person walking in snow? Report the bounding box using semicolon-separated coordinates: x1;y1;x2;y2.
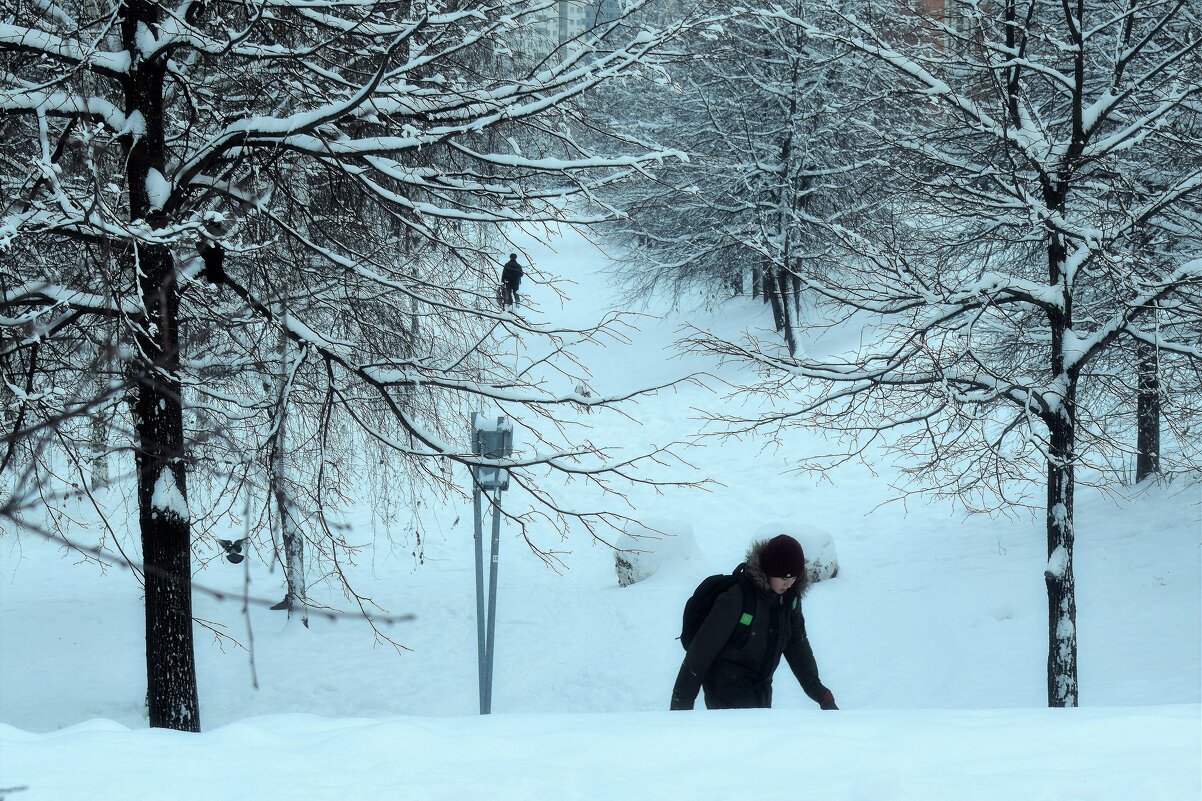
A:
500;253;523;308
670;534;839;711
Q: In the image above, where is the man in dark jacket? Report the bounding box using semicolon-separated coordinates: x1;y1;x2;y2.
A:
500;253;523;307
670;534;838;711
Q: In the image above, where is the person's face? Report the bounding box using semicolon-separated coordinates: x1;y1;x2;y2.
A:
768;576;797;595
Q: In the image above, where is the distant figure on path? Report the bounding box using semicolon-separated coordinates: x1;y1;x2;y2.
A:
500;253;523;308
671;534;839;711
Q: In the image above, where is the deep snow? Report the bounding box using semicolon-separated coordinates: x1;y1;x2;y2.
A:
1;230;1199;800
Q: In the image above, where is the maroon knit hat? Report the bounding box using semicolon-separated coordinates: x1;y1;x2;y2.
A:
760;534;805;578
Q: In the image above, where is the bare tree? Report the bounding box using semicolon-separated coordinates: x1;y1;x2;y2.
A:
689;0;1202;706
590;0;879;353
0;0;696;730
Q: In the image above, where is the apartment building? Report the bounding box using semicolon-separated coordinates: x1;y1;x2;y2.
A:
513;0;625;58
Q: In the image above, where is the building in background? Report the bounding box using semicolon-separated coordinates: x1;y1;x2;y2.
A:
513;0;625;60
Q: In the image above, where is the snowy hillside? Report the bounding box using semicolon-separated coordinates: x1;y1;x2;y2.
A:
1;231;1199;800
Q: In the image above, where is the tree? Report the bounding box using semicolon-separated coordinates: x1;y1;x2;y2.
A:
0;0;692;730
688;0;1202;706
590;2;875;353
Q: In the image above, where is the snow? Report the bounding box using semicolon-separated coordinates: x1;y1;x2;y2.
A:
0;24;131;74
1;230;1199;800
3;707;1196;800
959;271;1063;309
472;414;513;435
145;168;170;211
1051;502;1069;531
0;91;144;137
2;280;141;316
614;518;702;587
1046;543;1069;579
134;21;159;61
150;468;188;522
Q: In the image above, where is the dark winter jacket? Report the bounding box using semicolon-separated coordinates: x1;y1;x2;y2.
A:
501;256;522;289
670;539;831;710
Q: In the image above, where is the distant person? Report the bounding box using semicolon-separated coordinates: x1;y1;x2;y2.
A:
671;534;838;711
500;253;523;308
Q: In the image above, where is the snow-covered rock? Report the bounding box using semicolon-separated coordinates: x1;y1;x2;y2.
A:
614;518;701;587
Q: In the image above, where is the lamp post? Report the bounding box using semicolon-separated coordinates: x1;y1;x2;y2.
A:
470;412;513;714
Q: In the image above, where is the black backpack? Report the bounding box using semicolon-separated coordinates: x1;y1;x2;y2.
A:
679;564;757;651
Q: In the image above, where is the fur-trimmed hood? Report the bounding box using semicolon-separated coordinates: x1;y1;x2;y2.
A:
744;538;811;599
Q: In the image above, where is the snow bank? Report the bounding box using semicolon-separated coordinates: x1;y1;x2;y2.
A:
2;706;1197;801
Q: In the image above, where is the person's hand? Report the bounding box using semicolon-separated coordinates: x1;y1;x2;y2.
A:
819;689;838;710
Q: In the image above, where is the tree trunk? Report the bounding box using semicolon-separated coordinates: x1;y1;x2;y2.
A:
767;269;787;334
1044;406;1079;707
274;419;307;625
272;332;307;627
123;0;200;731
1044;224;1079;708
90;407;109;487
1135;341;1160;483
130;243;200;731
1043;214;1081;707
774;268;799;355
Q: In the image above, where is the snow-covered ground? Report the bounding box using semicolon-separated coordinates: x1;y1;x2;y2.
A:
1;231;1199;800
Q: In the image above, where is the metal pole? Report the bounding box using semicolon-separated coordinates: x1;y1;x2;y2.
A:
472;471;488;715
483;486;503;714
